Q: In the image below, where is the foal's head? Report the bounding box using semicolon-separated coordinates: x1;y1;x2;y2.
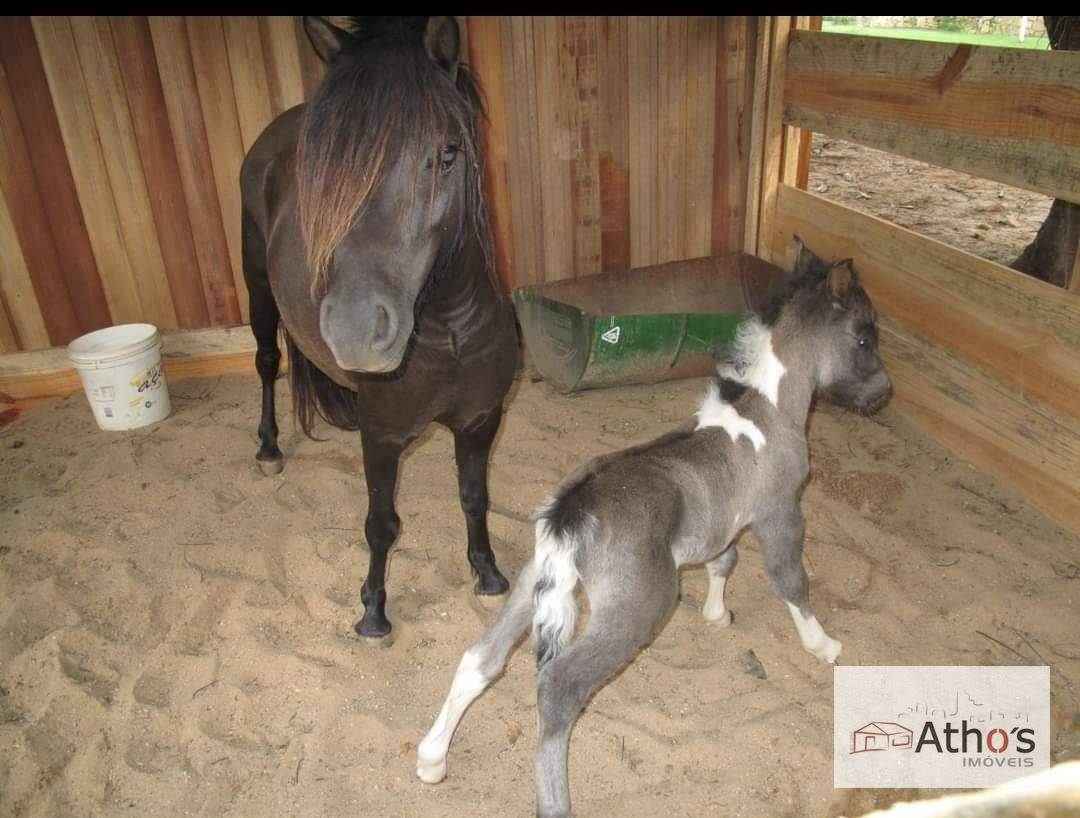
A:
769;237;892;414
297;16;489;373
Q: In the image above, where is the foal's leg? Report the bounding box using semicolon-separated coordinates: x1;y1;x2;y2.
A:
416;558;537;784
753;506;841;663
242;212;283;475
703;545;737;625
355;431;405;637
452;409;510;595
535;561;678;818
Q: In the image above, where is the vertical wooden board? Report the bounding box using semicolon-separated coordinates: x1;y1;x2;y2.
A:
0;50;81;345
32;15;144;326
597;16;630;272
0;17;109;340
711;17;755;256
466;16;515;291
109;17;209;330
223;17;275;153
627;16;659;267
742;17;771;255
756;15;792;263
532;18;574;283
684;16;718;259
186;16;249;324
502;16;545;288
1069;235;1080;293
294;16;325;98
148;16;240;326
561;17;601;280
0;188;49;350
656;17;688;264
260;16;306;116
68;16;178;331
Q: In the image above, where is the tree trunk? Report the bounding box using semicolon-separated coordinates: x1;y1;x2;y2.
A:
1009;16;1080;289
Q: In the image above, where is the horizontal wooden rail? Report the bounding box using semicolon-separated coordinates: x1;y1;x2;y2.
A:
880;316;1080;533
771;185;1080;419
0;325;266;410
783;30;1080;204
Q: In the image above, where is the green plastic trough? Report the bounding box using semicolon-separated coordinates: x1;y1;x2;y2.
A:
514;253;788;393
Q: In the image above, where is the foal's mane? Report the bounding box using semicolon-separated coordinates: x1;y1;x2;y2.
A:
296;17;493;296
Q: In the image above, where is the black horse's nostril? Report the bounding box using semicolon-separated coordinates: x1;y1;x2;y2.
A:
370;302;398;353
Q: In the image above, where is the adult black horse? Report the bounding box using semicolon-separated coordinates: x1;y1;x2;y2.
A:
240;16;517;637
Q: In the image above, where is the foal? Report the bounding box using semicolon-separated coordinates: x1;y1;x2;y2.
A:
416;240;892;816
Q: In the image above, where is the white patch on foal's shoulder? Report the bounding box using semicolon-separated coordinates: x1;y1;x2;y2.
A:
716;318;786;407
695;382;766;451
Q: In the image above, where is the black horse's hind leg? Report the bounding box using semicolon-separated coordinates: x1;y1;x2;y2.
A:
242;208;283;475
453;409;509;596
356;431;404;637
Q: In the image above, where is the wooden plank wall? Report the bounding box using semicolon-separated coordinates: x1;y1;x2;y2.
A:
0;15;770;354
481;16;764;288
765;31;1080;532
0;16;317;354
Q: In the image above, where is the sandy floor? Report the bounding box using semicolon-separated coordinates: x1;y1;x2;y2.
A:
808;134;1054;274
1;369;1078;817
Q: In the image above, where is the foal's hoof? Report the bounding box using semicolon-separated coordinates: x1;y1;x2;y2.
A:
416;754;447;785
354;609;392;639
257;456;284;476
474;570;510;596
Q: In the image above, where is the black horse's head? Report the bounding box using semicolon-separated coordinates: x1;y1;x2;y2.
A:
297;16;489;373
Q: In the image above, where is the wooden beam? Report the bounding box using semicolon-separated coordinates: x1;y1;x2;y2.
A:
783;30;1080;204
881;317;1080;534
772;184;1080;420
0;325;270;410
755;15;792;263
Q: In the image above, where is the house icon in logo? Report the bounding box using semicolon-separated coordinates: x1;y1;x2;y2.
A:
850;722;913;754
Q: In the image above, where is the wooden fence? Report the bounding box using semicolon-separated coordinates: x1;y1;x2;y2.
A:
761;29;1080;532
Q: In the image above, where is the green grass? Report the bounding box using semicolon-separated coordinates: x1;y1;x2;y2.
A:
821;22;1051;50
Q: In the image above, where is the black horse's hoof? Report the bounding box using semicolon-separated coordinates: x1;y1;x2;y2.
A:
257;456;284;476
474;570;510;596
355;610;392;638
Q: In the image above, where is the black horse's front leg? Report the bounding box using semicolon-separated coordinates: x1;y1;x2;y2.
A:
356;431;404;637
453;409;509;596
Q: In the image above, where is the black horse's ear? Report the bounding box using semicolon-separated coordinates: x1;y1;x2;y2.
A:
423;16;460;80
826;259;856;304
303;16;354;63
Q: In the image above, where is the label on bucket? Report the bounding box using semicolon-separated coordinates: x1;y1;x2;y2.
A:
128;363;164;406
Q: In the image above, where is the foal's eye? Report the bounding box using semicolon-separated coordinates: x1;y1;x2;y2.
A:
439;145;459;172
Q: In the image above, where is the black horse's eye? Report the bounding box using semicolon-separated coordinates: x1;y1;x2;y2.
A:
439;145;459;172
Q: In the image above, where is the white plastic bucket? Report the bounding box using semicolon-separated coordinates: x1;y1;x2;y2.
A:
68;323;171;431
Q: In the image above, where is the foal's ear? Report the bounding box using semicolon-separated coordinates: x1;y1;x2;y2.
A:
423;16;460;81
791;234;825;278
303;16;355;63
826;259;856;305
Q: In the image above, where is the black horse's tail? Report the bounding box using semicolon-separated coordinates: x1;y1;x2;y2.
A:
284;330;362;438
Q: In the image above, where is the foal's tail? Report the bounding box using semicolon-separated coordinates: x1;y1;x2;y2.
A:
532;484;597;668
283;330;362;437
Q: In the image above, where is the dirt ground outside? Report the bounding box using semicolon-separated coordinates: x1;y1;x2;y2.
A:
807;133;1054;273
2;369;1078;818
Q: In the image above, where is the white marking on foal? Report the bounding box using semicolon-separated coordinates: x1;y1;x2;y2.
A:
703;572;731;626
717;318;786;407
416;647;489;783
695;382;765;451
785;601;842;663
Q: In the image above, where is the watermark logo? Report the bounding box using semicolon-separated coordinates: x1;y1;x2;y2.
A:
835;666;1049;788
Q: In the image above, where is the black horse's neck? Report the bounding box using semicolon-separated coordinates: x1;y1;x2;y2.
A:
416;234;507;360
